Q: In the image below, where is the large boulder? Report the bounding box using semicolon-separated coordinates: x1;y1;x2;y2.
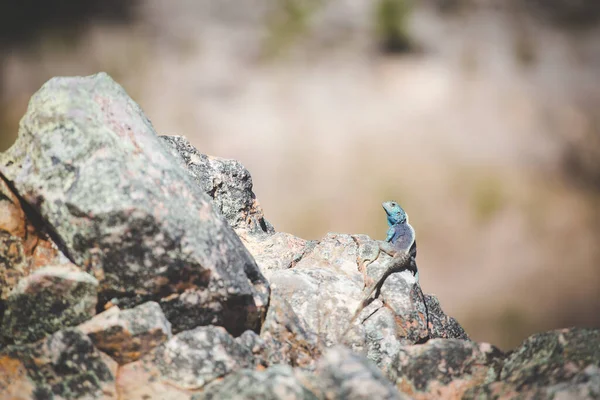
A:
0;73;269;335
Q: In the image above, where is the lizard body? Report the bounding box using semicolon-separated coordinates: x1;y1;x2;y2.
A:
340;201;428;341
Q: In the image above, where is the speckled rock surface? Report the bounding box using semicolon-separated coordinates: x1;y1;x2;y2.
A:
77;301;171;364
305;345;409;400
0;178;70;302
425;295;470;340
260;293;322;369
118;325;256;397
193;365;317;400
0;73;269;336
1;265;98;345
0;328;117;399
390;339;503;399
465;328;600;399
160;135;274;238
243;232;314;280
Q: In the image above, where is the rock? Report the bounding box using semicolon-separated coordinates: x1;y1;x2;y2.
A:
304;345;409;400
193;365;317;400
465;328;600;399
77;301;172;365
267;233;467;374
235;330;269;367
118;325;256;397
0;73;269;336
260;293;322;369
1;265;98;345
159;135;274;238
425;295;470;340
390;339;503;399
0;178;70;302
243;232;315;280
0;329;117;399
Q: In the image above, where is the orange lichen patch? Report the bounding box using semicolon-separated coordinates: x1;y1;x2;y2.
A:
0;179;26;238
0;355;35;399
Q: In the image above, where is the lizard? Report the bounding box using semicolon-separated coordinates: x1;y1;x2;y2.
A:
340;200;429;341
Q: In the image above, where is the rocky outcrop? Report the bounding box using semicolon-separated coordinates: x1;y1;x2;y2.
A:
0;73;598;399
0;73;269;337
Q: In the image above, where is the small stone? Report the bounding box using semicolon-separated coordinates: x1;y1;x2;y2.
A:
77;301;172;364
1;265;98;344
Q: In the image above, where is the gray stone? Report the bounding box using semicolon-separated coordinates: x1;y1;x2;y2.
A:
465;328;600;399
1;265;98;344
160;135;274;238
260;293;322;369
306;346;409;400
0;329;118;399
391;339;503;399
425;294;470;340
118;325;256;394
77;301;172;364
193;365;317;400
0;73;269;335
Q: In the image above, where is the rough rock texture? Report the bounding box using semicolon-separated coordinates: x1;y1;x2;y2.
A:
160;135;274;238
390;339;503;399
0;178;70;302
77;301;172;364
425;295;470;340
118;326;256;397
0;329;117;399
193;365;317;400
260;293;322;369
304;346;409;400
465;328;600;399
0;73;269;335
1;265;98;345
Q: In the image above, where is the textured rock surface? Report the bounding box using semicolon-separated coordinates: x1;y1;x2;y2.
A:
77;301;172;364
0;73;268;335
193;365;317;400
305;346;409;400
390;339;503;399
260;293;322;369
425;295;470;340
465;328;600;399
1;265;98;345
118;325;256;397
0;178;70;302
160;135;274;238
0;329;117;399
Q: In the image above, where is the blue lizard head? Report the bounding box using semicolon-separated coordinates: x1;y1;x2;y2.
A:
382;201;408;226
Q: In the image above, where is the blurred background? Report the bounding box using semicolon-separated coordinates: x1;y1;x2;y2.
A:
1;0;599;350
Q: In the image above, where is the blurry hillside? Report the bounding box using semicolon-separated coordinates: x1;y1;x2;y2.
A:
1;0;599;350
